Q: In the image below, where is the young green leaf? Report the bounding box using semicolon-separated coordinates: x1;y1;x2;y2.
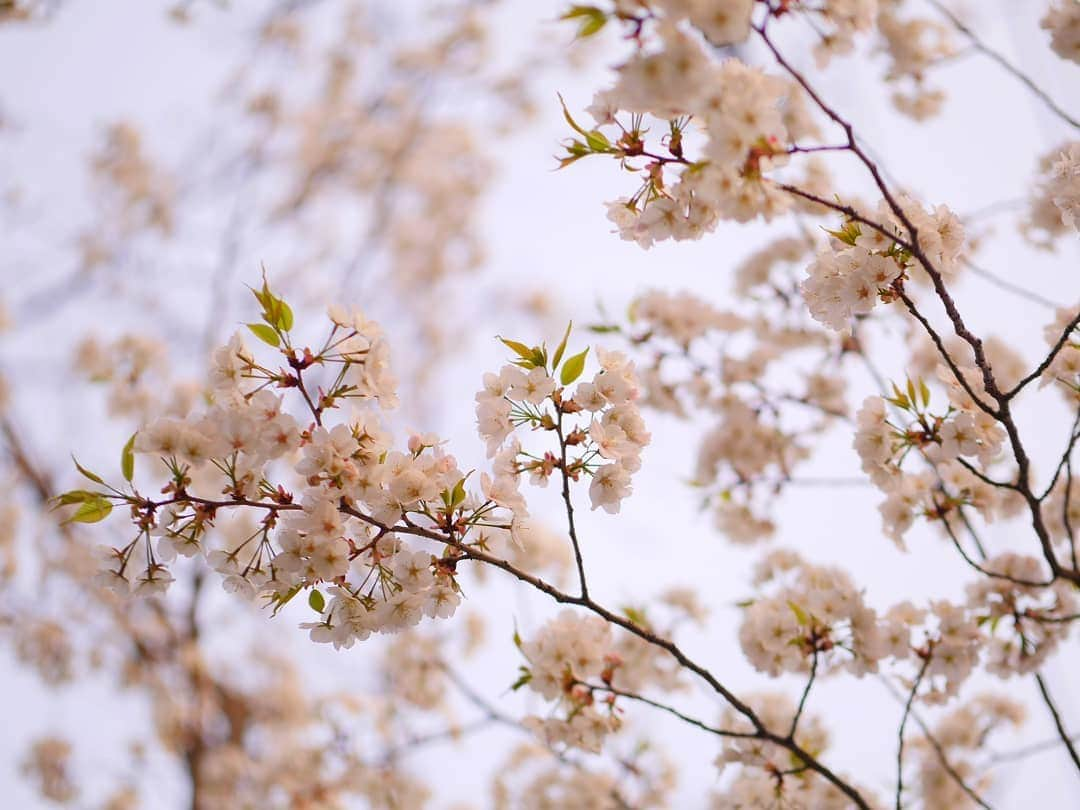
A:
584;129;610;152
557;92;589;138
121;433;136;482
277;298;294;331
558;6;607;39
51;489;98;508
308;589;326;613
787;600;810;626
510;665;532;691
65;496;113;525
498;336;534;360
560;347;589;385
247;322;280;347
72;456;105;485
918;378;931;408
450;475;469;509
268;583;302;617
551;322;573;370
577;12;606;37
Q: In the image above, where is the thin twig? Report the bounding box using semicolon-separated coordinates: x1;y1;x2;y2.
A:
1034;673;1080;776
555;412;589;599
578;681;756;741
925;0;1080;130
964;259;1056;311
896;657;931;810
879;674;994;810
790;646;818;739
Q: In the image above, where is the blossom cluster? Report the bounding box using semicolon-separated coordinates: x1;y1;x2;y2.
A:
912;694;1025;807
1042;0;1080;64
801;198;964;332
78;286;471;648
853;377;1008;547
67;282;648;662
603;274;846;545
516;604;685;753
518;610;622;752
738;549;909;678
712;692;875;808
476;336;650;515
558;10;828;246
1024;140;1080;246
966;552;1078;677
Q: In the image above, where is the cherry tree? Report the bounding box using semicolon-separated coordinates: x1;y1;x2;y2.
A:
5;0;1080;808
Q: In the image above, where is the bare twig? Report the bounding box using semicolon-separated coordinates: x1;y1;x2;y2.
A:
1034;673;1080;776
925;0;1080;130
896;657;931;810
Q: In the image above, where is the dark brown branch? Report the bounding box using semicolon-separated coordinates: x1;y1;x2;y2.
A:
758;17;1006;410
790;646;818;739
577;681;756;741
1007;309;1080;399
895;290;998;416
555;412;589;599
1034;673;1080;777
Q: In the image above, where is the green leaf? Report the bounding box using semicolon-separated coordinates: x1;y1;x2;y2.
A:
308;589;326;613
560;347;589;386
52;489;98;508
584;129;610;152
918;378;931;408
121;433;136;482
252;275;293;333
889;382;910;411
450;475;468;509
787;599;810;627
510;665;532;692
65;496;113;525
822;222;859;247
558;4;600;19
577;12;606;37
247;322;280;347
499;337;546;369
556;152;589;170
277;299;294;332
558;5;607;39
72;456;105;485
268;583;303;617
557;93;589;138
551;322;573;371
587;324;621;334
498;336;534;360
